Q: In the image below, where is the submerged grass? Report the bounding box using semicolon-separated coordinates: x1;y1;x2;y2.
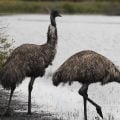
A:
0;1;120;15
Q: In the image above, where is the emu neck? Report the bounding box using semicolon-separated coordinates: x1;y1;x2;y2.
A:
50;15;56;26
47;16;57;48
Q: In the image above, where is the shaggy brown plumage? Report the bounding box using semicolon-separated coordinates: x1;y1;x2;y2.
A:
0;9;61;116
53;50;120;120
1;43;56;89
53;50;120;85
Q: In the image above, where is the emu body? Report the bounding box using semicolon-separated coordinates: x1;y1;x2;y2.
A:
53;50;120;120
0;10;61;116
1;44;56;89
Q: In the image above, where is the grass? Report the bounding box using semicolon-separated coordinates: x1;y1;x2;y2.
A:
0;87;59;120
0;86;116;120
0;1;120;15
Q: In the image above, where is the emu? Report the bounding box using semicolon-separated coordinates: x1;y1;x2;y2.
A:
0;10;61;116
52;50;120;120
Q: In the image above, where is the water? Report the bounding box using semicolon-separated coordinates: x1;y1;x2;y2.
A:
1;15;120;67
1;14;120;120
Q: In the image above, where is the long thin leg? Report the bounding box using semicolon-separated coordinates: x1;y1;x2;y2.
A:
28;77;35;115
79;84;88;120
78;84;103;119
83;94;87;120
86;97;103;118
3;85;16;116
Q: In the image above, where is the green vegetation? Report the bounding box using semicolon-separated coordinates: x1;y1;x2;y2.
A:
0;25;13;68
0;0;120;15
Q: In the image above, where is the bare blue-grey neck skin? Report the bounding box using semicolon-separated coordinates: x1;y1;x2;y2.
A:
47;16;57;48
50;10;61;26
47;10;61;48
50;15;56;27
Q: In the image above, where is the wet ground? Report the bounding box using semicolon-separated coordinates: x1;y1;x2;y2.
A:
0;87;59;120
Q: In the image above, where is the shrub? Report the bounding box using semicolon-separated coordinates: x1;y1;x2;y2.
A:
0;24;13;68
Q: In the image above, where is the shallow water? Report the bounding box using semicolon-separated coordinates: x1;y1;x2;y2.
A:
1;14;120;120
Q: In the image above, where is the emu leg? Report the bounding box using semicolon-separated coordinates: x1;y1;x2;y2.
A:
87;97;103;118
79;84;88;120
3;85;16;116
78;84;103;119
28;77;35;115
83;97;87;120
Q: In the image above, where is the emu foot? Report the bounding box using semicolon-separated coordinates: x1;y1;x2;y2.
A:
96;107;103;119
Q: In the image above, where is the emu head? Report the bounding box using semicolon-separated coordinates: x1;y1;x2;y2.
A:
52;71;62;86
50;9;62;18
